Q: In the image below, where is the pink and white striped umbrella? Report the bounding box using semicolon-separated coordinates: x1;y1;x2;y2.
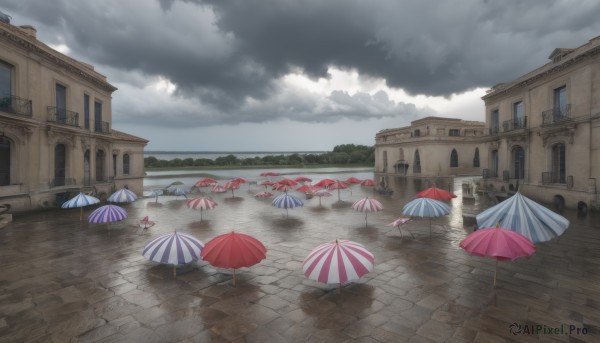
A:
255;192;274;198
303;239;374;291
223;181;241;198
211;185;227;193
186;197;218;221
352;197;384;227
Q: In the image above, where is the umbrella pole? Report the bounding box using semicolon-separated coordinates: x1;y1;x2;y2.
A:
80;206;83;221
200;208;203;222
429;218;432;236
233;269;236;287
173;265;177;278
319;197;322;206
365;213;368;228
493;259;498;287
338;189;341;201
338;282;341;294
286;208;289;217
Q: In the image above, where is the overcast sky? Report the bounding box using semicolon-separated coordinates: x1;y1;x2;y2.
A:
2;0;599;151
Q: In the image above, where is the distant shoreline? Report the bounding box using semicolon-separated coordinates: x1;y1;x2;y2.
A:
145;150;328;155
145;163;373;174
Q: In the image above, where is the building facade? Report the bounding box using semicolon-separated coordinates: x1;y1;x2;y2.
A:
0;19;147;212
481;36;600;211
374;117;486;178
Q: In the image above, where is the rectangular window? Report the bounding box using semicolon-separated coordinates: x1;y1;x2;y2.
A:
0;61;12;98
56;84;67;123
414;129;420;137
84;94;90;129
94;101;102;132
513;101;524;126
554;86;567;116
449;129;460;136
123;154;130;175
491;109;499;133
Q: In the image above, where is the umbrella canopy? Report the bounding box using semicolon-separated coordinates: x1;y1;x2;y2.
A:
233;177;247;184
351;197;384;227
139;216;156;229
460;227;535;286
314;189;332;206
328;180;348;201
168;186;189;199
255;192;274;198
61;192;100;220
143;231;204;277
169;181;184;186
294;176;312;182
200;231;267;286
260;171;280;177
402;198;451;235
88;204;127;230
314;178;335;188
278;178;298;186
475;192;570;244
416;184;457;201
387;217;413;238
196;178;218;185
107;188;138;203
223;181;240;198
303;239;374;291
187;197;218;221
211;185;227;193
296;185;317;193
272;193;304;217
360;179;377;187
143;189;164;203
345;177;362;184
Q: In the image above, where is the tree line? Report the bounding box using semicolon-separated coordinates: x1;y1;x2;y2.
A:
144;144;375;168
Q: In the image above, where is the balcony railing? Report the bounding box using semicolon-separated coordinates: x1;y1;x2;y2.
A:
542;104;571;126
47;106;79;127
95;121;110;134
503;116;527;132
50;177;76;188
542;172;566;185
0;95;32;116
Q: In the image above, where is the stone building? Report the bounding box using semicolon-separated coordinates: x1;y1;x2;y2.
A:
374;117;486;178
0;17;147;212
481;35;600;211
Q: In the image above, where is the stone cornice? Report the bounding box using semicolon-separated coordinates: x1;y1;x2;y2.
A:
482;44;600;102
0;24;117;93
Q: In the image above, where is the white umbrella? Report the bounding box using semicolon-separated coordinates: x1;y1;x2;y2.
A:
351;197;384;228
476;192;569;244
61;192;100;220
143;231;204;277
107;188;138;203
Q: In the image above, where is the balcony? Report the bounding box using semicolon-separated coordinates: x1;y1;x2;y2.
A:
47;106;79;127
541;172;566;185
503;116;527;132
0;95;32;117
95;121;110;134
542;104;571;126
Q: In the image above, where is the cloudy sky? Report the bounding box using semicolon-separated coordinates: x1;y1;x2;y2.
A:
2;0;599;151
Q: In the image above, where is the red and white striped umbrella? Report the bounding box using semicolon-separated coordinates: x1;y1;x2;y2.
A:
303;239;374;292
361;179;377;187
255;192;273;198
223;181;240;198
327;180;348;201
186;197;218;221
211;185;227;193
352;197;384;227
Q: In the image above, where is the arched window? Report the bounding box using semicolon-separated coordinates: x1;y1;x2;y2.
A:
450;149;458;168
413;150;421;173
491;150;499;177
123;154;130;175
512;146;525;179
0;137;10;186
473;148;480;167
96;149;105;182
54;144;66;186
551;143;566;183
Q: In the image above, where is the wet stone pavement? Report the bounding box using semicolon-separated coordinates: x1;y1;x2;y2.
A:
0;186;599;342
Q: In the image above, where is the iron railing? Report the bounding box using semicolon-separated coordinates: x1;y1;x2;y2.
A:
50;177;76;188
503;116;527;132
0;95;32;116
47;106;79;127
542;172;566;185
542;104;571;126
95;121;110;134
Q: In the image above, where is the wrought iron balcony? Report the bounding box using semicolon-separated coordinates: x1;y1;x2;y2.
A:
542;104;571;126
95;121;110;134
503;116;527;132
0;95;32;117
542;172;566;185
47;106;79;127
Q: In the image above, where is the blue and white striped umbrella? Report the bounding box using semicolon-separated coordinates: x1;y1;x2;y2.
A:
88;205;128;228
61;192;100;220
402;197;451;235
272;193;304;217
143;231;204;277
476;192;569;244
107;188;138;203
143;189;164;203
168;186;189;199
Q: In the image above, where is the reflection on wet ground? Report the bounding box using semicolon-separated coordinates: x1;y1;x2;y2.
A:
1;173;599;342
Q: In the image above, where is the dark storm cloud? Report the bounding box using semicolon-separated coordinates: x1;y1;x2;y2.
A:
2;0;599;127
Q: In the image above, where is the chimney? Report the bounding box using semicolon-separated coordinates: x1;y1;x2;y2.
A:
18;25;37;38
